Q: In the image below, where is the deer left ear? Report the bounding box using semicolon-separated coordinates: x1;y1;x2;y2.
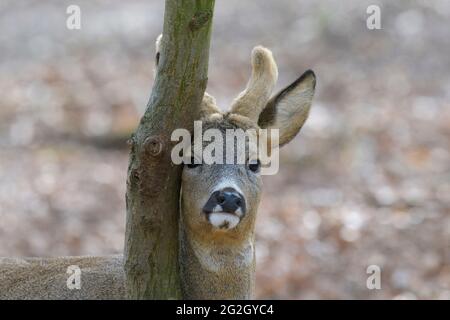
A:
258;70;316;147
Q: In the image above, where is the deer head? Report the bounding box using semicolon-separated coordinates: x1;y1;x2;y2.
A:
156;36;316;299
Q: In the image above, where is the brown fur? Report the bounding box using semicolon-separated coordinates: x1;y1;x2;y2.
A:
0;255;124;299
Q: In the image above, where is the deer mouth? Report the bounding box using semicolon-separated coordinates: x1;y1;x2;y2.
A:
207;212;241;229
203;206;244;230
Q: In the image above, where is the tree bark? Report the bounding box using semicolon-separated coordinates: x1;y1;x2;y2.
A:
124;0;215;299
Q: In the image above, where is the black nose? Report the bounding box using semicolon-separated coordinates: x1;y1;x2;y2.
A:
217;189;242;213
203;188;246;215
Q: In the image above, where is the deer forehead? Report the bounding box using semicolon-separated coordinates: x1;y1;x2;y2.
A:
203;113;259;132
181;114;262;167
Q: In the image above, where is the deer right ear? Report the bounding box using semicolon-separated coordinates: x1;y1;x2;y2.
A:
258;70;316;147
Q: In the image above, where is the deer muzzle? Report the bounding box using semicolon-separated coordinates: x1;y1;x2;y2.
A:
202;188;246;229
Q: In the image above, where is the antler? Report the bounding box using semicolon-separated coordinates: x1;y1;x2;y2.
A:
230;46;278;122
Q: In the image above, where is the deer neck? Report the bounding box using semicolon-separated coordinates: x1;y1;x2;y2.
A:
179;220;255;299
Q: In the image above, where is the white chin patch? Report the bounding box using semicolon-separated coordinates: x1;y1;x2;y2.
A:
208;213;240;229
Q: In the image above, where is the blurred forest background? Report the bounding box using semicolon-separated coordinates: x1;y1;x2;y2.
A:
0;0;449;299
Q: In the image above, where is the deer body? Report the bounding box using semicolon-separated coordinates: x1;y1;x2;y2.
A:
0;255;124;299
0;36;315;299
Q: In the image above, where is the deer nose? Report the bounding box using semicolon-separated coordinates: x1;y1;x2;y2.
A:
203;187;246;216
216;189;243;214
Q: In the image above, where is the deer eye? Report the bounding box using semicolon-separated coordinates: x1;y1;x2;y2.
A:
248;159;261;173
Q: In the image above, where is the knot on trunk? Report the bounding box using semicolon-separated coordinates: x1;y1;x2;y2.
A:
143;136;164;158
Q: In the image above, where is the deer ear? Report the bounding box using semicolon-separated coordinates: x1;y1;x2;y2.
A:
258;70;316;147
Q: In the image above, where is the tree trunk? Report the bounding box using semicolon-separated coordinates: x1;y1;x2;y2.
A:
124;0;215;299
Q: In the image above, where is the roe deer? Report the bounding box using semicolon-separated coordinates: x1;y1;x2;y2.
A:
0;35;315;299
